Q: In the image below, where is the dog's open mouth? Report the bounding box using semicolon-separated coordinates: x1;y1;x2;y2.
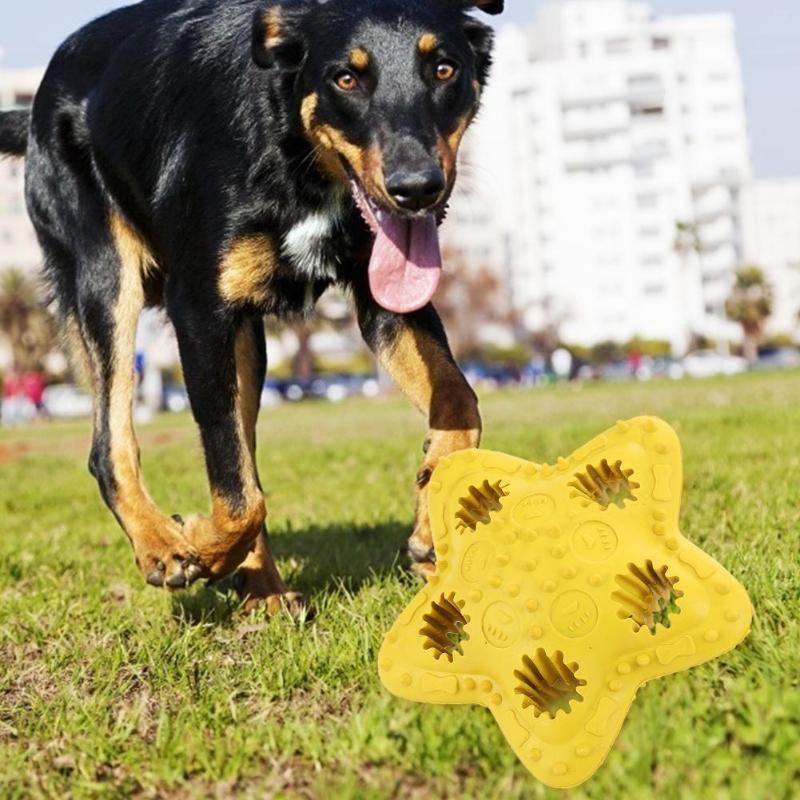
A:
350;179;442;315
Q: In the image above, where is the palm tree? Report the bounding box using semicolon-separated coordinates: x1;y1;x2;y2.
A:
673;220;705;347
725;266;773;364
0;269;55;372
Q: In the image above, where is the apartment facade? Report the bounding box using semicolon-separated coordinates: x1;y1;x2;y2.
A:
742;179;800;336
0;68;43;278
443;0;751;351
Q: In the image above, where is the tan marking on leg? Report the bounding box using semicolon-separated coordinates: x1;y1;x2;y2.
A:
109;211;158;279
382;328;480;429
235;326;261;456
62;315;94;390
378;326;482;574
418;33;440;54
229;324;304;614
349;48;370;70
218;234;278;307
107;212;196;579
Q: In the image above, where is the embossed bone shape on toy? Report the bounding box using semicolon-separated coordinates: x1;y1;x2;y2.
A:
379;416;752;790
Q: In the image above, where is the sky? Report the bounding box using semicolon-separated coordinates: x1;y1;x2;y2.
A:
1;0;798;178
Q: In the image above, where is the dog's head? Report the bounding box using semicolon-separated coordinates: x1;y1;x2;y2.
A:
253;0;502;313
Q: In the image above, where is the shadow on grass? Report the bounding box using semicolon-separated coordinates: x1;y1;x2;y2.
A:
171;518;409;626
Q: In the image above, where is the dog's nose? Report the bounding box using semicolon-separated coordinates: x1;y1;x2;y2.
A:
385;168;445;212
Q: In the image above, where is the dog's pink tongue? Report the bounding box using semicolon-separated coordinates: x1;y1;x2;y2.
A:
368;212;442;314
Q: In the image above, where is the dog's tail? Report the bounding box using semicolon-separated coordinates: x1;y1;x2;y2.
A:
0;110;31;157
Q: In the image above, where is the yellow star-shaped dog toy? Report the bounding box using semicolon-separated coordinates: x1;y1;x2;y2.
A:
379;417;752;789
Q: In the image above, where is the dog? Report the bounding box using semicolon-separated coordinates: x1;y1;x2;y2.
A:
0;0;502;613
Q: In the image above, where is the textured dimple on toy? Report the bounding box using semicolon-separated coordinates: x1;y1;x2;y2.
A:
379;417;752;789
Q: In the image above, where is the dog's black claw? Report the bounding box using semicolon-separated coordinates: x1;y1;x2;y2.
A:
408;541;436;565
416;468;433;488
146;560;167;587
147;571;165;587
166;571;189;589
184;561;203;583
171;514;185;526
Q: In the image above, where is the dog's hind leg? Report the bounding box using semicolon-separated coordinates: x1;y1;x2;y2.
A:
357;299;482;579
229;318;305;615
70;212;203;589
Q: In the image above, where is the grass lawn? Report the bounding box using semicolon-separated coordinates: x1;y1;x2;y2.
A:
1;371;799;799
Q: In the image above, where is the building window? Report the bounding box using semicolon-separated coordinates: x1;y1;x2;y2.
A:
606;38;630;55
637;193;658;209
652;37;671;50
631;103;665;117
628;74;661;91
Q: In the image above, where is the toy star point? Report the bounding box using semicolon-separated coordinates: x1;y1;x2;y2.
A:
379;416;752;789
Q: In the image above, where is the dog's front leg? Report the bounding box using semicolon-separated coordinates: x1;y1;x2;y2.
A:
357;298;482;578
166;288;303;615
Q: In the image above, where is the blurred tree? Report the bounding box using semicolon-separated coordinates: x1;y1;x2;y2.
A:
673;220;706;347
674;220;703;260
626;337;672;359
527;325;561;359
0;269;55;372
435;250;514;359
591;340;626;365
725;266;773;364
265;289;363;379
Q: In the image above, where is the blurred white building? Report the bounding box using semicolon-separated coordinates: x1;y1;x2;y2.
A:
444;0;751;352
742;179;800;337
0;68;42;278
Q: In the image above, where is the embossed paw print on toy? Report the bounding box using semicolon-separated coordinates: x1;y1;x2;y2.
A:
378;417;752;789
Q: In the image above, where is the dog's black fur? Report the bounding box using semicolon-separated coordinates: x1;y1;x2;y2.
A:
0;0;500;606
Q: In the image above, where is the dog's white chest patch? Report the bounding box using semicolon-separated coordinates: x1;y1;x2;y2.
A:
282;189;347;280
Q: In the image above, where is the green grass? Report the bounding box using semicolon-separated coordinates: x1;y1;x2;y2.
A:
1;372;799;799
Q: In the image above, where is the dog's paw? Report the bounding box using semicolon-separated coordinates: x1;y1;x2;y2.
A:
409;559;437;582
135;519;204;590
180;514;258;580
408;526;437;582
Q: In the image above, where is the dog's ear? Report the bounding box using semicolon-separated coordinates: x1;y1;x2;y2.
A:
465;0;504;15
463;17;495;82
252;4;307;71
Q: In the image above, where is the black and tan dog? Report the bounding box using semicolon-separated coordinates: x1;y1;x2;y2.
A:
0;0;502;612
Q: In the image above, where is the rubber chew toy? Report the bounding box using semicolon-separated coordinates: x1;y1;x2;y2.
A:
379;417;752;789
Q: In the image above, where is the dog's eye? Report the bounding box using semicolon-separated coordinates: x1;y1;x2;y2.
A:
334;70;359;92
435;60;459;82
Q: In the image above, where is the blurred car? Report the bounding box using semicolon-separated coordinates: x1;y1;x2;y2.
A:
309;374;380;402
163;384;190;413
42;384;94;418
682;351;747;379
648;358;685;381
260;384;283;408
755;347;800;371
600;361;635;382
268;378;312;402
462;362;520;390
267;374;379;403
